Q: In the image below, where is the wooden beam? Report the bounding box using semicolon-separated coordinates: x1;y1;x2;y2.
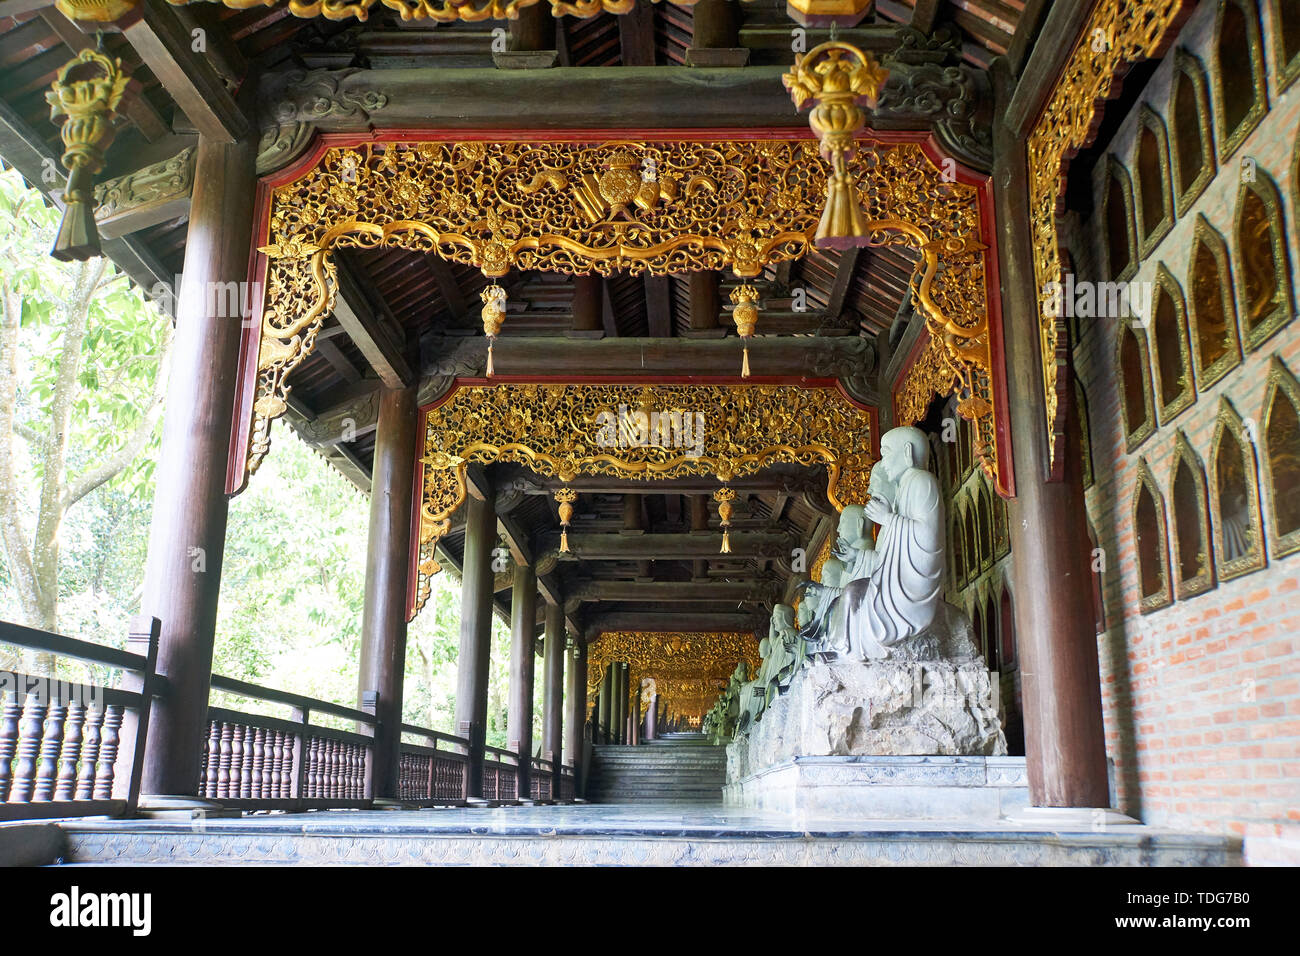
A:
332;251;414;388
1004;0;1095;138
1005;0;1050;78
910;0;943;34
583;610;759;638
94;145;194;239
314;338;363;385
120;0;248;144
426;254;469;321
516;471;826;496
572;580;778;603
825;246;861;319
541;530;795;559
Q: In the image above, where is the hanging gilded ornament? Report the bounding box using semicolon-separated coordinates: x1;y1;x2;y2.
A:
480;284;507;376
782;42;889;249
729;283;760;378
554;487;578;553
45;49;132;262
713;486;737;554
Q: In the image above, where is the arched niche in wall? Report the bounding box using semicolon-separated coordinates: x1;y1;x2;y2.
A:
1169;430;1216;598
1271;0;1300;88
1169;49;1217;216
1117;317;1156;452
1214;0;1269;161
1188;216;1243;388
1133;459;1173;613
993;483;1009;558
1086;519;1107;633
1262;355;1300;557
984;590;998;670
964;501;978;582
1150;263;1196;422
1101;159;1138;282
1210;397;1267;580
1133;106;1175;257
971;601;984;660
952;498;968;588
978;482;994;571
1234;168;1295;350
998;585;1016;667
1074;379;1095;489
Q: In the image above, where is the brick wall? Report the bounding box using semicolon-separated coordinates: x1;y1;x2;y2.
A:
1069;0;1300;865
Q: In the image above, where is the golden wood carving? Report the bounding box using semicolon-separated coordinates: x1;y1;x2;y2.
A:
412;380;875;616
586;631;761;720
46;50;132;261
783;42;888;247
251;137;999;489
894;329;958;431
164;0;750;23
729;283;759;378
1027;0;1187;472
56;0;138;20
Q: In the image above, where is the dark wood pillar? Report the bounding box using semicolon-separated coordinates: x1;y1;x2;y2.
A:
614;663;628;745
598;665;613;743
507;562;537;800
455;490;497;798
992;63;1110;808
140;134;255;797
643;694;657;740
570;274;604;336
541;602;564;785
683;272;726;338
357;384;418;800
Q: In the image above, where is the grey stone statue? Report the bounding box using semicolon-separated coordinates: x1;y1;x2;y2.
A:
802;425;945;660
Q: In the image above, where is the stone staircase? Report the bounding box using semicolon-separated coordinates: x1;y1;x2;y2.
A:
585;738;727;805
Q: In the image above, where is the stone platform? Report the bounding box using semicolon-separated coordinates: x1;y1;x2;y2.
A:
51;804;1241;866
724;755;1030;823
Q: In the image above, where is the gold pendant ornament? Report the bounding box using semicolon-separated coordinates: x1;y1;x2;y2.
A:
783;42;889;249
729;284;760;378
554;487;578;553
480;284;507;376
714;486;737;554
46;50;132;261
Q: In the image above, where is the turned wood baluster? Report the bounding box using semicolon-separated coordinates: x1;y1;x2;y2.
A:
204;721;220;799
322;739;334;798
11;694;46;803
216;722;233;800
305;737;317;798
92;705;122;800
34;702;67;801
231;724;246;799
55;701;84;801
265;730;280;798
75;708;103;800
0;693;20;802
251;728;265;799
326;739;338;798
239;726;253;799
280;733;293;799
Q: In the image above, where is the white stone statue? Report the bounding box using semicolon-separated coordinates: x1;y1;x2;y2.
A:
803;425;945;660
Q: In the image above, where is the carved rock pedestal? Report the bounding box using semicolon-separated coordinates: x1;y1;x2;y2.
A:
725;656;1020;822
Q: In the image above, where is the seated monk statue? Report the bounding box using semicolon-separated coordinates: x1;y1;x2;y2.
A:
766;603;803;692
802;426;945;659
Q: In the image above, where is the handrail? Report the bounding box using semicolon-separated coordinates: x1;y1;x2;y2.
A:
483;744;520;765
210;673;376;726
400;723;470;751
0;619;150;672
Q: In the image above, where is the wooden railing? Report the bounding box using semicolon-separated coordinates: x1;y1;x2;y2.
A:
530;756;553;802
482;745;519;802
396;724;470;805
200;674;375;810
0;616;159;822
558;764;576;802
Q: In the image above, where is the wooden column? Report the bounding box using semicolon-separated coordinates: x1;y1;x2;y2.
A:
139;134;255;797
643;694;657;740
507;562;537;800
615;663;628;745
541;602;564;786
569;274;603;336
992;63;1110;808
598;666;613;744
566;638;586;775
455;490;497;798
356;384;418;800
683;272;726;338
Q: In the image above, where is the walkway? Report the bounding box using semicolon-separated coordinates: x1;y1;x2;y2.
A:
53;803;1240;866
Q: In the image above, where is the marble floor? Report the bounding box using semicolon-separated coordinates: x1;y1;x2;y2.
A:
53;803;1243;866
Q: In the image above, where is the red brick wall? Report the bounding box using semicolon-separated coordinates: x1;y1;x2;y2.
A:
1069;0;1300;864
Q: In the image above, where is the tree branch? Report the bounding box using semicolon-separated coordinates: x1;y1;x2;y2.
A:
0;274;40;621
63;318;173;509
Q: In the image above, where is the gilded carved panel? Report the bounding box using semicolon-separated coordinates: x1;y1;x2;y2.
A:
586;631;761;720
411;380;875;616
248;137;1000;495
